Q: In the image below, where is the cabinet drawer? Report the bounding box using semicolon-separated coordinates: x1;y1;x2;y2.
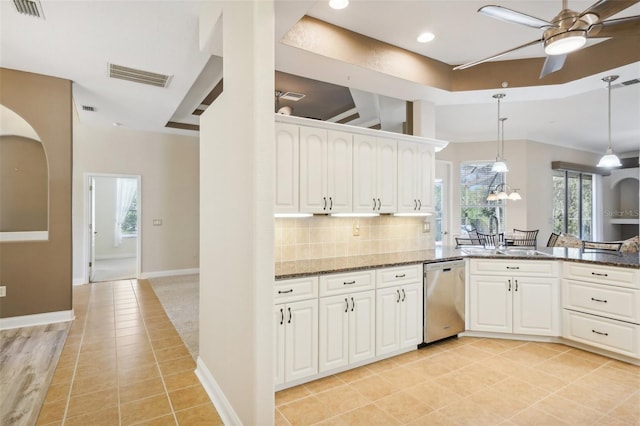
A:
563;279;640;324
470;259;558;277
275;276;318;304
320;270;375;297
563;263;640;289
376;264;422;289
563;310;640;358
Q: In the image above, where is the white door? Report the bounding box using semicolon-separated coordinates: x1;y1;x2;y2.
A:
397;141;417;212
285;299;319;382
377;138;397;213
513;277;560;336
375;287;400;356
352;135;378;213
399;283;422;349
275;123;299;214
349;290;376;364
416;144;434;212
299;127;327;213
89;174;140;282
319;295;349;372
470;275;512;333
326;130;352;213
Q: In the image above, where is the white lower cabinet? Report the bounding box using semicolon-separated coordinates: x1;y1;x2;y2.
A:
469;260;560;336
318;290;376;372
376;283;422;356
274;299;318;386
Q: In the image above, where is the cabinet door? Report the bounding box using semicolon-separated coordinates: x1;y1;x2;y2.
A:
415;144;434;212
400;283;423;349
274;305;286;386
469;275;512;333
349;290;376;364
319;295;349;372
299;126;327;213
275;123;299;213
285;299;319;382
326;130;352;213
352;135;378;213
397;141;417;212
377;138;397;213
513;277;560;336
375;287;400;356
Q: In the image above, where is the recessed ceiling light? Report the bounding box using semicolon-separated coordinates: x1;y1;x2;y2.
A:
417;32;435;43
329;0;348;10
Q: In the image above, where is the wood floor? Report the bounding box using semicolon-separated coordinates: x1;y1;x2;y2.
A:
0;322;69;426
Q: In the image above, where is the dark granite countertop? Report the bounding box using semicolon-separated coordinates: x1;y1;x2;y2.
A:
275;246;640;279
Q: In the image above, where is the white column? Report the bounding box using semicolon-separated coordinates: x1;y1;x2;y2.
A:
412;99;436;138
198;2;275;425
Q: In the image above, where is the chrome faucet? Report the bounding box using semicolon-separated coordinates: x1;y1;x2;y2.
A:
489;214;498;235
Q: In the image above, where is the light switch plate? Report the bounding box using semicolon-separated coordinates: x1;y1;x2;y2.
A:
0;286;6;297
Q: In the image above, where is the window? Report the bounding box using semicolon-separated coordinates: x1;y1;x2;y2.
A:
121;196;138;235
434;179;442;243
460;162;505;234
553;170;593;239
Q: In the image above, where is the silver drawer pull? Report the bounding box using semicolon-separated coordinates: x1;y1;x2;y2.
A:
591;272;608;277
590;297;607;303
592;329;608;336
395;274;406;278
506;266;520;270
278;289;294;294
343;280;356;285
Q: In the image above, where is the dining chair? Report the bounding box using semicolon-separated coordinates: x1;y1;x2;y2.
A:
507;229;538;248
546;232;560;247
581;240;623;256
455;229;482;248
478;232;505;248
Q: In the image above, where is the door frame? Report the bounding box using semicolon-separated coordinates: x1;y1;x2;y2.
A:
435;160;453;247
84;172;142;283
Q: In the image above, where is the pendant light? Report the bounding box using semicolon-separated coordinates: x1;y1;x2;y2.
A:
491;93;508;173
596;75;622;168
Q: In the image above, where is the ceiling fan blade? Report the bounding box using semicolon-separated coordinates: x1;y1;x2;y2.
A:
588;15;640;37
479;5;554;29
580;0;640;21
453;38;543;70
539;54;567;78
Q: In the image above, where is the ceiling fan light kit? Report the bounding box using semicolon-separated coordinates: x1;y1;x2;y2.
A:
457;0;640;78
597;75;622;168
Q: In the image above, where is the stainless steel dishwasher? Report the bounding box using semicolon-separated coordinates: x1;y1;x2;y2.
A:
423;260;466;344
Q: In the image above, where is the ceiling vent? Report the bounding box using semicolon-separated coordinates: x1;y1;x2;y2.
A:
611;78;640;89
13;0;44;18
109;64;171;88
82;105;96;112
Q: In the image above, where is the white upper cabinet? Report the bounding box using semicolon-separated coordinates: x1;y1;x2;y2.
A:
397;141;434;213
275;123;299;214
353;135;397;213
299;127;352;214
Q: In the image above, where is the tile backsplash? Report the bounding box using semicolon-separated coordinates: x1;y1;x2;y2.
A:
275;215;434;262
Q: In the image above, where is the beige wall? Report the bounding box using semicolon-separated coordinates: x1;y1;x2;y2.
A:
0;68;72;318
72;120;199;282
436;139;601;245
0;135;48;231
275;216;431;261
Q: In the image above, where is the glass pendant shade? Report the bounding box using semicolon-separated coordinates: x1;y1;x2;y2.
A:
508;191;522;201
491;160;508;173
597;149;622;167
486;192;498;201
496;191;509;200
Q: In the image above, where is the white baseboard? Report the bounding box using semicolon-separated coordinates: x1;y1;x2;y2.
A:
195;357;242;426
0;310;75;330
140;268;199;279
95;254;136;260
73;277;87;286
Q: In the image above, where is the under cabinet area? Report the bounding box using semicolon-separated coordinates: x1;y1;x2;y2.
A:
562;263;640;359
469;259;560;336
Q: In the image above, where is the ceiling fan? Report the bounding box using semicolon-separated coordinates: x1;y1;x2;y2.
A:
454;0;640;78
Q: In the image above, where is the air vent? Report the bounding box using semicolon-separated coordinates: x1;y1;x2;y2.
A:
82;105;96;112
280;91;305;101
109;64;171;88
13;0;44;18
